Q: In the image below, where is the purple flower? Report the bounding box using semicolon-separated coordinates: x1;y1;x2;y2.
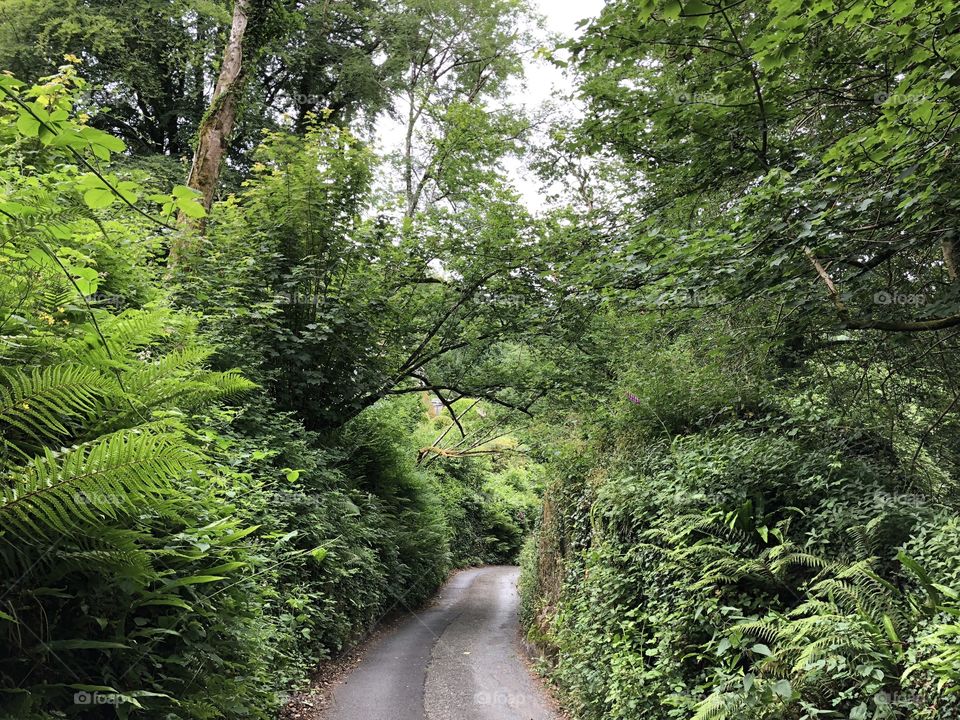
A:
626;392;641;405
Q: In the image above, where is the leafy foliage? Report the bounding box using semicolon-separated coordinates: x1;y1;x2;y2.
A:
1;52;545;717
521;315;960;720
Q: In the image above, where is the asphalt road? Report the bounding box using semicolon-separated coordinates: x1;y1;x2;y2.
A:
319;566;559;720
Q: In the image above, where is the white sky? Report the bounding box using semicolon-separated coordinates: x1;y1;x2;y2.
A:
506;0;605;207
519;0;606;108
373;0;606;212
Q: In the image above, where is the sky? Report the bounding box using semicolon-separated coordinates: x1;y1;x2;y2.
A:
521;0;606;108
506;0;606;207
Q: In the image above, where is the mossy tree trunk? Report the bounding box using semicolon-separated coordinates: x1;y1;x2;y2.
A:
169;0;250;266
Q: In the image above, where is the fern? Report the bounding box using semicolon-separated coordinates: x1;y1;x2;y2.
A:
0;428;202;542
693;690;745;720
736;617;783;645
767;543;831;577
0;364;111;461
97;308;180;351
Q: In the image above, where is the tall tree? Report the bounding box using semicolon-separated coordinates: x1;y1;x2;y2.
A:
384;0;532;217
568;0;960;335
0;0;227;154
254;0;401;130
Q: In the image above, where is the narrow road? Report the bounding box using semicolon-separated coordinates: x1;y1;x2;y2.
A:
319;566;559;720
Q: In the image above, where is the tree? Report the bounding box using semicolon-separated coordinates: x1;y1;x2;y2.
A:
183;0;252;222
182;122;566;429
383;0;533;217
0;0;227;155
254;0;401;131
567;0;960;336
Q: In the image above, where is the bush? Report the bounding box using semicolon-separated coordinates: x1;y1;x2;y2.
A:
521;327;960;720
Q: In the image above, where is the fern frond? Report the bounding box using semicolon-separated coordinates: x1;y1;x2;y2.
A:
693;691;744;720
122;347;214;397
768;548;830;577
0;428;202;542
61;308;176;366
736;618;783;645
0;364;111;459
196;370;256;400
791;634;846;674
55;548;153;578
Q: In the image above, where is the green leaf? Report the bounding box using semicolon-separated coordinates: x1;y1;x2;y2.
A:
71;265;100;296
161;575;227;590
175;197;206;218
83;188;115;210
898;551;940;603
662;0;682;20
49;128;84;148
172;184;199;199
882;614;901;647
220;525;260;544
46;640;129;650
80;126;126;153
682;0;711;26
759;51;785;71
772;679;792;699
134;597;194;611
276;530;299;545
27;102;50;123
932;583;960;600
16;112;40;138
116;180;139;204
203;561;246;574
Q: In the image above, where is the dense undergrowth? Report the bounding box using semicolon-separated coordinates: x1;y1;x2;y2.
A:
519;1;960;717
520;318;960;720
0;69;538;719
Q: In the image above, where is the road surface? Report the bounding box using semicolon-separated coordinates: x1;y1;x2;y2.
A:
319;566;559;720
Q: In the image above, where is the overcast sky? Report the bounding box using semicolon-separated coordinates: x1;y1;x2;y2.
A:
521;0;605;107
505;0;606;208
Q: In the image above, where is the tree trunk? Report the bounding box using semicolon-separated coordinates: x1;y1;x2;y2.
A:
172;0;250;255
